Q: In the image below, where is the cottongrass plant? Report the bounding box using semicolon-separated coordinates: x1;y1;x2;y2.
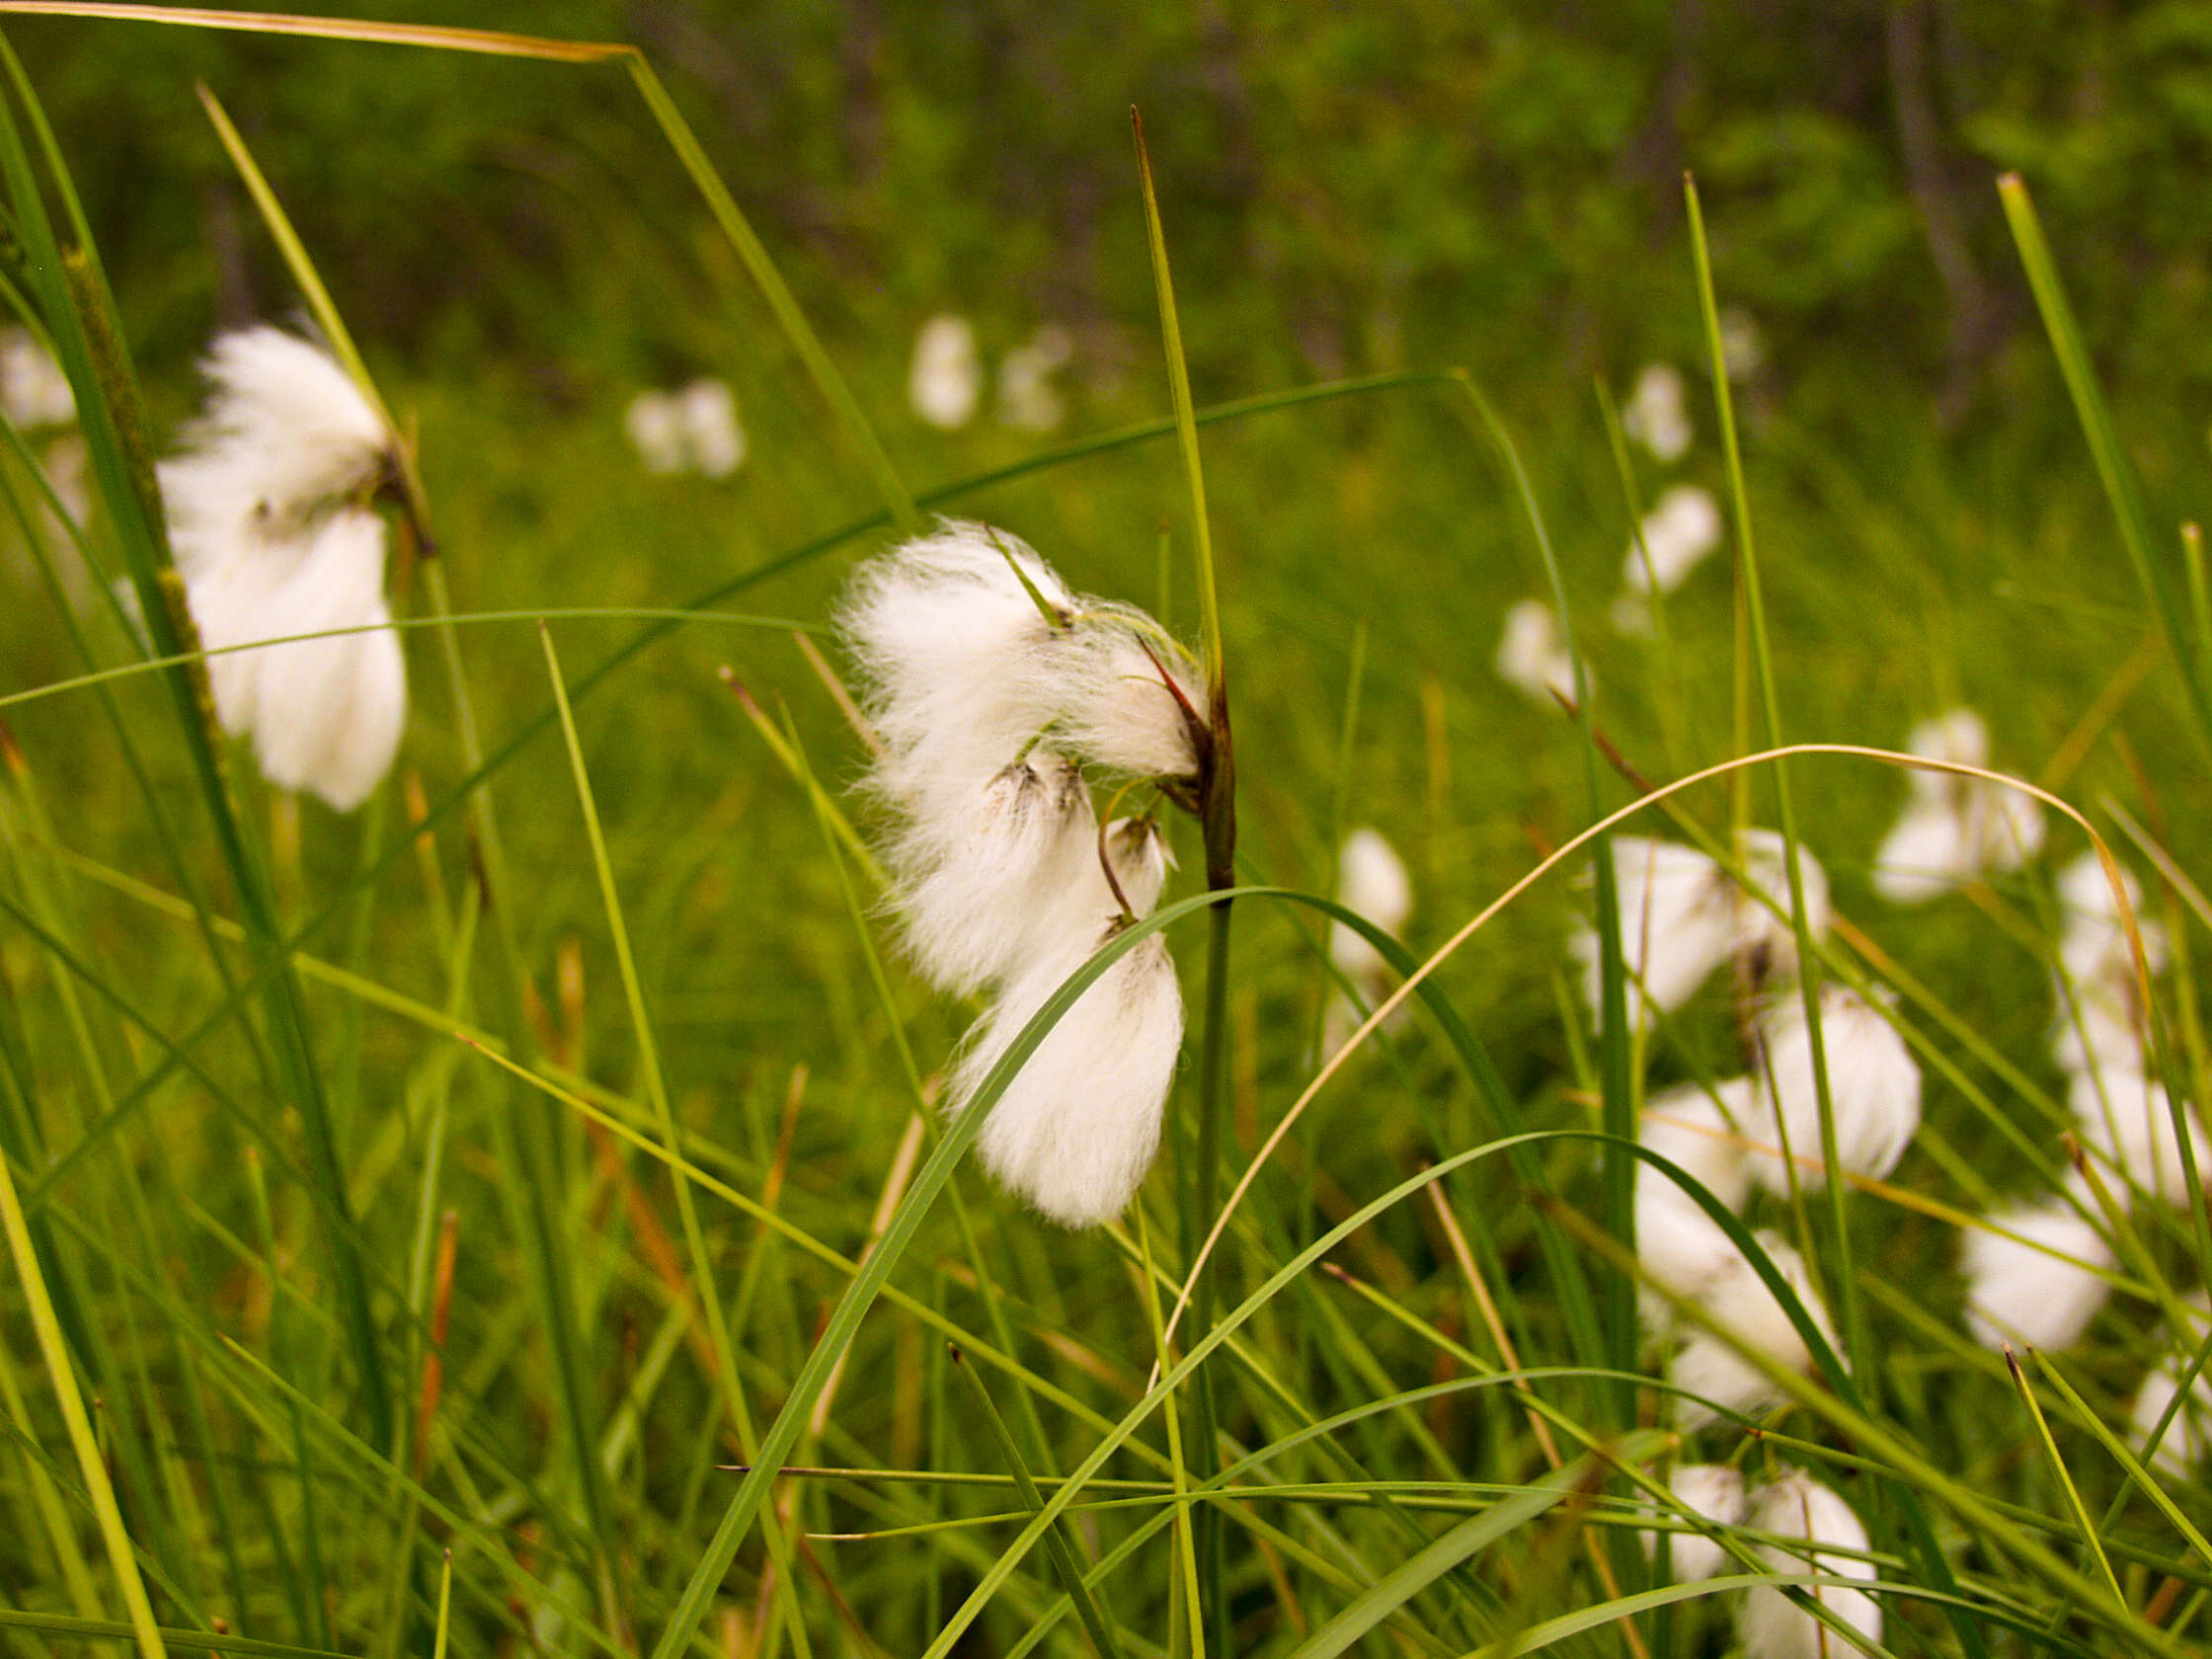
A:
840;519;1206;1224
1492;594;1580;704
1871;707;2046;904
623;378;746;477
1323;825;1413;1051
908;312;983;430
160;325;409;811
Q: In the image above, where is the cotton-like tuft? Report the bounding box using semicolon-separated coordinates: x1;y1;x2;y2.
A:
2133;1350;2212;1480
2071;1070;2207;1207
1640;1462;1744;1583
1737;1472;1882;1659
1575;837;1734;1025
1734;829;1830;981
1620;485;1723;596
1493;597;1582;705
909;314;982;430
890;753;1096;996
1324;828;1414;1051
997;325;1071;433
1872;708;2043;905
1045;618;1204;782
2049;976;2148;1083
624;380;745;477
1960;1186;2115;1352
1635;1081;1757;1328
1744;985;1922;1194
2057;851;2169;988
1621;363;1692;463
161;328;407;812
0;327;74;430
1673;1231;1840;1425
949;819;1182;1226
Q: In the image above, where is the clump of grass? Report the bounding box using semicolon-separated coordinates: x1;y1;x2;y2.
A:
0;8;2209;1659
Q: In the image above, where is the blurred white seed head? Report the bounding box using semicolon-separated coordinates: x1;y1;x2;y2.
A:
2133;1352;2212;1480
0;327;74;430
1872;709;2044;905
909;313;982;430
2049;973;2148;1083
1673;1231;1839;1426
997;324;1072;433
1639;1462;1745;1583
2057;850;2169;988
1324;828;1414;1052
2070;1070;2207;1207
1734;829;1831;981
1620;484;1723;596
1718;306;1766;381
1493;597;1582;705
161;328;406;812
625;379;745;477
1621;362;1692;463
1737;1472;1882;1659
1636;1080;1757;1328
1960;1184;2115;1352
949;818;1182;1226
1745;985;1922;1194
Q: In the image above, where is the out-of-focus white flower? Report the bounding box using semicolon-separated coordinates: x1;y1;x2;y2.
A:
1620;485;1723;597
1575;830;1826;1031
2133;1346;2212;1480
2057;851;2168;989
0;327;74;430
1718;306;1766;381
1745;985;1922;1194
1960;1183;2114;1352
625;379;746;477
1872;708;2045;905
949;818;1182;1226
2050;975;2148;1084
1640;1462;1744;1583
1737;1472;1882;1659
2071;1070;2207;1207
1673;1231;1840;1425
161;326;406;812
1493;597;1583;705
1324;828;1414;1051
997;325;1072;433
1621;362;1692;463
1636;1078;1757;1322
909;313;982;430
841;521;1207;1226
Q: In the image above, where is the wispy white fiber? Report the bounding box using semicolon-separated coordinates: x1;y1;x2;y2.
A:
1324;828;1414;1052
1620;362;1692;463
2056;850;2169;988
624;379;745;477
1636;1079;1757;1325
1575;830;1825;1031
1620;484;1723;597
161;327;406;811
1871;709;2044;905
997;325;1072;433
909;313;982;430
2133;1345;2212;1480
1960;1183;2114;1352
1639;1462;1744;1583
2070;1069;2207;1207
1049;616;1205;782
1737;1472;1882;1659
949;820;1182;1227
1745;985;1922;1194
1493;597;1582;705
0;327;73;430
1673;1231;1839;1425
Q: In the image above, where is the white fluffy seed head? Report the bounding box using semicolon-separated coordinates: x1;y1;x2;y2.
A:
2049;974;2148;1083
1733;829;1830;980
1673;1231;1839;1426
1639;1078;1756;1218
948;817;1182;1226
1329;828;1413;979
2070;1070;2207;1207
2133;1353;2212;1481
889;753;1096;995
1960;1189;2115;1352
161;327;392;565
1621;484;1723;595
1745;986;1922;1194
1047;615;1204;782
909;313;982;430
1737;1472;1882;1659
1621;362;1692;463
678;380;745;477
192;508;406;812
1494;597;1581;704
1639;1462;1745;1583
1871;798;1975;906
1874;711;2042;904
1575;837;1735;1027
2057;851;2169;988
997;325;1072;433
0;327;74;429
